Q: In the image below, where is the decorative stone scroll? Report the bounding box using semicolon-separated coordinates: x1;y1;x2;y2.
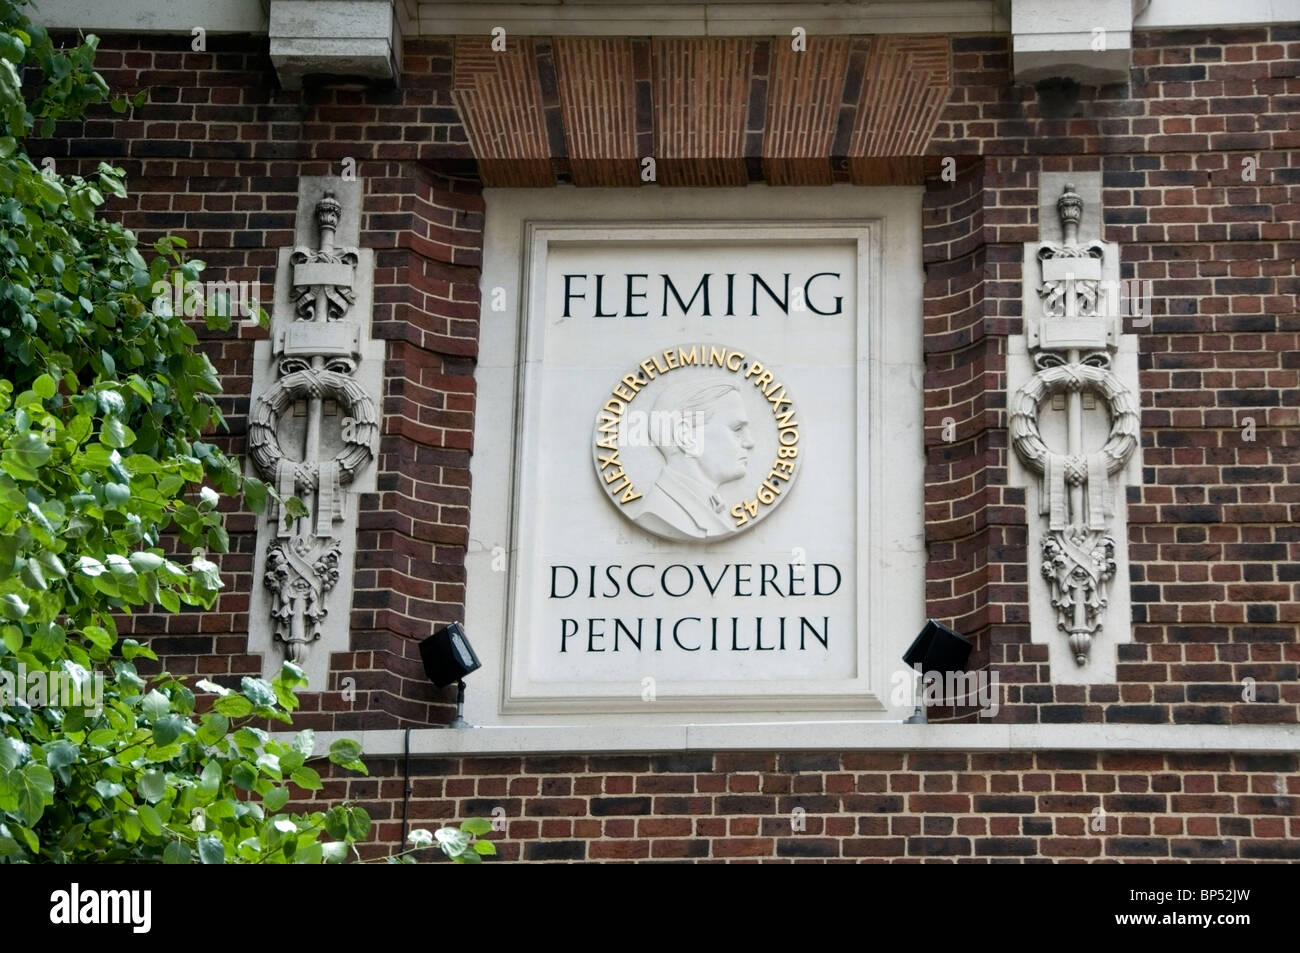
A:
1010;177;1140;674
246;179;383;686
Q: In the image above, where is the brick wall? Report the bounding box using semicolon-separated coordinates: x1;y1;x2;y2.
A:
35;35;484;729
922;29;1300;726
31;22;1300;860
330;750;1300;862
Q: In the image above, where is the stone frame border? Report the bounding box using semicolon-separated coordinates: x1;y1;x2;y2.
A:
467;185;926;728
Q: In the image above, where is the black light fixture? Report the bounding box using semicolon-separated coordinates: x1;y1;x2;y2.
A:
418;621;481;729
901;619;973;725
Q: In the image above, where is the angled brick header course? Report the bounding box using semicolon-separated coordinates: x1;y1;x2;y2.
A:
452;34;952;186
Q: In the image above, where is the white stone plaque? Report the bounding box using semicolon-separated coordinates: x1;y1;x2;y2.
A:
468;187;926;724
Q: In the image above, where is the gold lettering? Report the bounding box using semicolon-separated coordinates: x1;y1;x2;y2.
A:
597;449;621;469
663;349;678;370
767;388;792;414
653;353;669;374
778;446;798;459
621;374;644;394
619;485;642;504
639;359;658;380
613;384;635;402
753;370;773;390
603;467;627;485
726;351;744;372
709;346;727;367
678;347;699;366
744;360;764;380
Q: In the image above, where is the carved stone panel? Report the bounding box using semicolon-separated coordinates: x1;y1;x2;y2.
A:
246;177;383;688
1009;172;1142;683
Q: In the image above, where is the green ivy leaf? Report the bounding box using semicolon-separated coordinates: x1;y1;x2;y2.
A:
138;803;163;836
138;771;166;804
243;476;268;514
3;432;51;474
140;689;170;720
121;810;142;843
231;762;257;792
16;764;55;826
100;416;135;449
197;759;221;799
196;713;229;746
240;676;276;708
323;806;349;841
93;779;125;801
152;714;185;747
1;593;29;620
435;826;471;858
44;740;79;769
128;551;164;572
263;786;290;812
32;374;56;399
82;625;114;651
289;766;321;791
212;694;252;718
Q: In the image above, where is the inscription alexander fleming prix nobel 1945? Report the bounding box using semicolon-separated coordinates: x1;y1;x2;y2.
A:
592;344;801;541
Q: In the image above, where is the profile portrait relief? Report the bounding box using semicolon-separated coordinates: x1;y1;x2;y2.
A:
591;344;801;542
633;378;754;541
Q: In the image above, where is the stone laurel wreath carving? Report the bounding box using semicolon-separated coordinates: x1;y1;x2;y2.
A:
1011;183;1139;666
247;364;378;529
248;190;378;667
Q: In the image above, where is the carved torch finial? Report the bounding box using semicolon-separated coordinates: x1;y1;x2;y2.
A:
1057;182;1083;246
316;190;342;253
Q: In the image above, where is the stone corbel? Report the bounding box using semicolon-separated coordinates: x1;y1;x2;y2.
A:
246;178;384;687
1009;172;1141;683
1010;0;1149;87
269;0;402;89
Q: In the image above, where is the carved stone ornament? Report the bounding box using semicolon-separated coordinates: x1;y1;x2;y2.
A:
248;189;378;670
590;344;802;542
1011;183;1139;666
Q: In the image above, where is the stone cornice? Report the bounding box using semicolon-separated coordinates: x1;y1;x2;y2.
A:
30;0;1295;35
294;723;1300;756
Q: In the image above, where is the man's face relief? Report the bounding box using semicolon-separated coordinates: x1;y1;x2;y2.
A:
685;390;753;485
